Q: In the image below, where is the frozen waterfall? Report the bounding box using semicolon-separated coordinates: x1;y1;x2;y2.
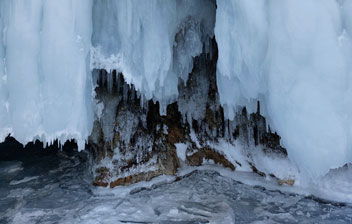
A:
216;0;352;175
0;0;93;150
0;0;351;177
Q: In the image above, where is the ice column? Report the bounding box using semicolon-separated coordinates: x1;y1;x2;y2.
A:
40;0;93;149
0;0;10;140
0;0;93;149
5;0;43;143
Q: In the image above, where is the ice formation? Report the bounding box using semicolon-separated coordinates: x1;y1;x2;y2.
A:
0;0;351;177
0;0;93;149
91;0;216;111
0;0;10;141
0;0;215;144
216;0;352;176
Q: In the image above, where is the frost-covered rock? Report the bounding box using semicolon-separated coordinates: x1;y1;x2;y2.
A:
90;39;293;187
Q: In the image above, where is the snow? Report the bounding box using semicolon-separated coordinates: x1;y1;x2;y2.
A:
0;161;22;174
9;176;39;186
215;0;352;176
250;149;299;181
208;140;252;172
1;147;352;223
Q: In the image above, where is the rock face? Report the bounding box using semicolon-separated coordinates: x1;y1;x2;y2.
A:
89;72;181;187
89;38;289;188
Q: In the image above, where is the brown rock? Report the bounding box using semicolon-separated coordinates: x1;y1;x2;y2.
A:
110;170;162;188
278;179;295;186
167;126;184;144
89;36;289;188
93;167;111;187
186;147;235;171
248;162;266;177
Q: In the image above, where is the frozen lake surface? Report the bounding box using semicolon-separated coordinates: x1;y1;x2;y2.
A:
0;140;352;224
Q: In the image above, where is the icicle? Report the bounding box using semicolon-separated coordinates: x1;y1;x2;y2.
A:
204;36;209;54
209;37;213;60
107;71;113;93
130;85;136;101
101;70;107;88
116;73;121;94
123;82;128;102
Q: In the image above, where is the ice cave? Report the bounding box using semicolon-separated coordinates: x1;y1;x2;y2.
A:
1;0;352;223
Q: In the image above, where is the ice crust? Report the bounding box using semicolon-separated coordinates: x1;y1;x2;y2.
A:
0;0;351;176
216;0;352;176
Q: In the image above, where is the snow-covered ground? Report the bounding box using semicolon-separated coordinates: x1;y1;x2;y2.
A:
0;143;351;224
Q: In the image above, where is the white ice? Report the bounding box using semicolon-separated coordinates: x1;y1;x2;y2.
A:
215;0;352;176
0;0;93;149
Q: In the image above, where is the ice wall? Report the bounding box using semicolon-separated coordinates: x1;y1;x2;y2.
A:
0;0;215;147
0;0;93;149
91;0;216;112
0;1;10;141
1;0;351;177
216;0;352;175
